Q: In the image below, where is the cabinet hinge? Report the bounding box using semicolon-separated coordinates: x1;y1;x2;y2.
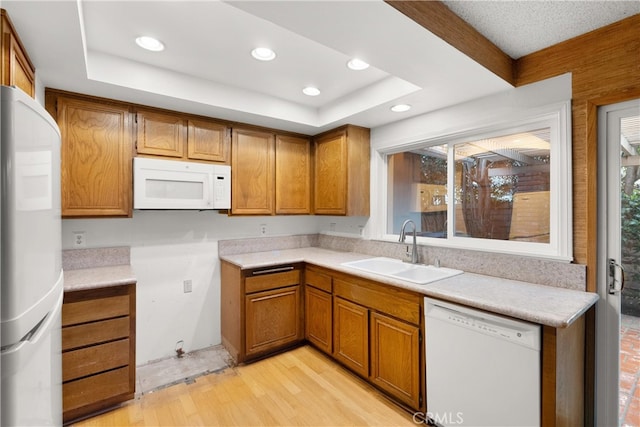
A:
419;395;423;406
419;332;423;344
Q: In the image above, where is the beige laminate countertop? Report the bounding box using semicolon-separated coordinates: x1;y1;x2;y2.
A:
63;265;136;292
220;247;598;328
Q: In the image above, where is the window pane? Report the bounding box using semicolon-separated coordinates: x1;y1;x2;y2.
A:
387;145;448;238
454;128;551;242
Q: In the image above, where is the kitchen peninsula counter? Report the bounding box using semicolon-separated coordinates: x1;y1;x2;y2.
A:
220;247;598;328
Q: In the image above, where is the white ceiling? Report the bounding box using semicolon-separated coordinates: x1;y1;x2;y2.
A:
442;0;640;59
3;0;638;136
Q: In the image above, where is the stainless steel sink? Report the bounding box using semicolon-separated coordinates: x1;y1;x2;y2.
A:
341;257;463;285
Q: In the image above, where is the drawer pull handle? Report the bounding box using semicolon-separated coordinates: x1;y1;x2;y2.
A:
252;266;294;276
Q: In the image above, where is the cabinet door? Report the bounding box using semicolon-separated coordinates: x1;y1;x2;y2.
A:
275;135;311;214
245;285;302;357
3;32;34;97
1;10;35;98
187;119;230;163
370;312;421;409
305;286;332;354
231;128;275;214
314;130;347;214
333;297;369;377
57;97;133;217
136;110;185;158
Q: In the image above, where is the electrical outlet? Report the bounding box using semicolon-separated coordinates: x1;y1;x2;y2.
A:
73;231;86;248
183;279;192;293
259;224;267;236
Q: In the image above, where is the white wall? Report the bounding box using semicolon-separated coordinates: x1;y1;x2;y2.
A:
62;211;365;364
370;73;572;151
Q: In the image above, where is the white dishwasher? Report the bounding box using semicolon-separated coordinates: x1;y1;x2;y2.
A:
425;298;541;427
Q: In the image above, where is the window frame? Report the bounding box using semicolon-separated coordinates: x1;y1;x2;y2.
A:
372;101;573;261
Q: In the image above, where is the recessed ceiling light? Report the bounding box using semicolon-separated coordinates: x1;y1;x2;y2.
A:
251;47;276;61
391;104;411;112
135;36;164;52
303;86;321;96
347;58;370;71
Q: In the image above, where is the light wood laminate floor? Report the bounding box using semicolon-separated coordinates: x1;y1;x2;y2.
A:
71;345;417;426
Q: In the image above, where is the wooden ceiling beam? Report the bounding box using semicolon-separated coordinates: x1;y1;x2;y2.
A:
384;0;516;86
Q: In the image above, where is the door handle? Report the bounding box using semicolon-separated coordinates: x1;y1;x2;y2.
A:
608;258;625;294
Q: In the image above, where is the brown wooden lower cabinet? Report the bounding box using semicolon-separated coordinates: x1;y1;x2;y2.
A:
370;311;421;409
304;285;333;354
221;261;304;363
328;271;424;412
304;267;333;354
223;261;587;421
245;285;302;358
333;296;369;378
541;318;586;427
61;284;136;423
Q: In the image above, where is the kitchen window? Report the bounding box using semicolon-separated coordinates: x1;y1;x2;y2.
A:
379;102;572;260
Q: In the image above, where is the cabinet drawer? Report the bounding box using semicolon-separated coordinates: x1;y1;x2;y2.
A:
63;366;131;413
245;269;300;294
62;317;130;351
63;339;130;382
334;278;421;325
306;268;332;293
62;295;130;326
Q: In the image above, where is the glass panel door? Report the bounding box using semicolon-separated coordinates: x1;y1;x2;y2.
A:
597;99;640;426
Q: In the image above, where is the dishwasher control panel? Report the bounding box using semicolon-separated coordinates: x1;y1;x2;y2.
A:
425;298;541;350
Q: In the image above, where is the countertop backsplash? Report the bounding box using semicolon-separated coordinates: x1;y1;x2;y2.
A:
219;233;587;291
62;246;131;271
218;234;319;256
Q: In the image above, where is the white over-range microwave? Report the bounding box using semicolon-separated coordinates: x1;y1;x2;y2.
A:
133;157;231;210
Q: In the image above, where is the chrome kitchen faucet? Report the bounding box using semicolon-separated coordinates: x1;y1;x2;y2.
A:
399;219;418;264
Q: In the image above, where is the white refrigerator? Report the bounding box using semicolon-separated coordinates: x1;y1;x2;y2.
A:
1;86;63;426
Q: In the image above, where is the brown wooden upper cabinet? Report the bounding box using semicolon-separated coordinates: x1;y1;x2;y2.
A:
187;119;230;162
231;128;275;215
1;9;35;98
232;129;312;215
51;92;133;218
135;109;230;163
314;125;370;216
135;109;185;158
275;135;312;214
